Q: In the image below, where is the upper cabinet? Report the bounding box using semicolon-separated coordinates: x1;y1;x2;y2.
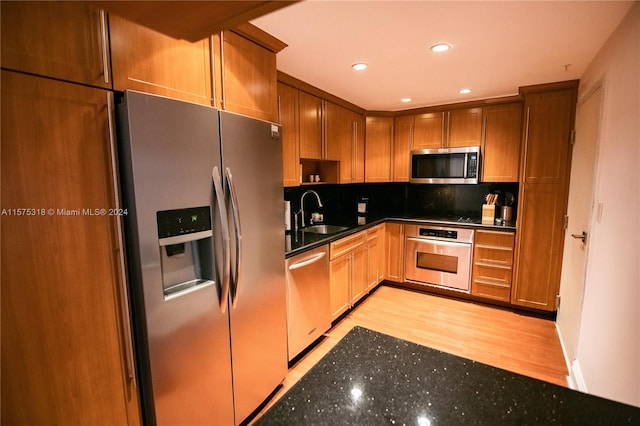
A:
213;26;286;122
482;103;523;182
328;105;365;184
393;115;414;182
278;82;300;187
109;14;213;105
365;116;394;182
521;87;577;184
299;92;327;159
413;107;483;149
1;1;111;89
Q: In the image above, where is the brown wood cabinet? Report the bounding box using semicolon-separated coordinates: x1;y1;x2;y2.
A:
1;1;111;89
299;91;324;159
365;116;394;182
449;107;484;147
109;14;212;105
329;232;367;320
393;115;414;182
330;106;365;184
413;112;444;149
413;107;483;149
471;230;515;302
482;103;523;182
1;71;140;425
521;88;576;184
366;224;386;291
512;81;578;311
278;82;300;186
214;28;283;122
385;222;405;282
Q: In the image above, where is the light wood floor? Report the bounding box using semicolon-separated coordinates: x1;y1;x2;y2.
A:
252;284;569;423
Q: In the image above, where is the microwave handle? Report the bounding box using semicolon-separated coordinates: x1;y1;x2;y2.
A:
463;153;469;178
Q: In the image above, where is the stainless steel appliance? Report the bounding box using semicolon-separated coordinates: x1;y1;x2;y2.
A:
410;146;480;184
405;224;474;292
285;245;330;361
118;91;287;425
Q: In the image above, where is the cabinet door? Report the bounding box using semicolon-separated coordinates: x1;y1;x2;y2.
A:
512;183;567;310
448;107;483;147
393;115;414;182
218;30;278;122
386;222;405;282
325;101;348;163
1;1;110;88
522;89;575;184
351;246;368;304
413;112;443;149
365;116;393;182
329;255;352;320
299;92;324;159
278;82;300;186
110;14;212;105
1;71;139;425
482;103;522;182
353;113;366;183
367;233;380;291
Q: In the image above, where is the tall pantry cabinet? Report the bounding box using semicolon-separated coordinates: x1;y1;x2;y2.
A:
1;2;140;425
512;81;579;311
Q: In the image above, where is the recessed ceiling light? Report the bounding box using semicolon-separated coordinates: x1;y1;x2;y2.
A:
459;88;472;94
401;98;412;103
430;43;451;53
352;63;368;71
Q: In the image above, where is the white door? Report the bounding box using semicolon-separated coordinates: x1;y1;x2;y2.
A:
557;86;602;362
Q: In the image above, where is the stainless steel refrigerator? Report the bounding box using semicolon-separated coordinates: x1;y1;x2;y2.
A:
117;90;287;425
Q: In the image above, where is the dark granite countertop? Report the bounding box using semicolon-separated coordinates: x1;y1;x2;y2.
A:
255;327;639;425
286;215;516;258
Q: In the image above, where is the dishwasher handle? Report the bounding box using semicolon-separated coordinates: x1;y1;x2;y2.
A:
288;252;327;270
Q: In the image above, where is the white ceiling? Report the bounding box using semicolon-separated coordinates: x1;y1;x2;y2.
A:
252;1;634;111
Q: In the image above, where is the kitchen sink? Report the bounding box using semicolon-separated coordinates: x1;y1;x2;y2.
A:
301;224;349;235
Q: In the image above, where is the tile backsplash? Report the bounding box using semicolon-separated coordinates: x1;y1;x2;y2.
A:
285;182;519;227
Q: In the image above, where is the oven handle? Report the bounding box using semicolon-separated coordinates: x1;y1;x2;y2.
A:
406;236;472;247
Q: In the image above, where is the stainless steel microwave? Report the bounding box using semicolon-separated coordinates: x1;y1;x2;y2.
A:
410;146;480;184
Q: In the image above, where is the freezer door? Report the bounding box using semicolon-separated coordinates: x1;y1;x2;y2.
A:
219;111;287;423
118;91;234;426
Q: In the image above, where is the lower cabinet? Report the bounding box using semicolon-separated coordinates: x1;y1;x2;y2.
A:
366;224;386;291
329;230;380;321
385;222;405;282
471;230;515;302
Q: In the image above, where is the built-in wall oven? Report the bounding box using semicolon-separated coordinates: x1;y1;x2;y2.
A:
405;224;474;292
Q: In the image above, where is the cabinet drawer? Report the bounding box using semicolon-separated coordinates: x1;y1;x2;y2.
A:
471;279;511;302
330;232;365;260
472;264;512;285
474;230;515;247
474;245;514;266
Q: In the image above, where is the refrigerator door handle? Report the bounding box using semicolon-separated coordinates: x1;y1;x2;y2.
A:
212;166;231;313
225;166;242;308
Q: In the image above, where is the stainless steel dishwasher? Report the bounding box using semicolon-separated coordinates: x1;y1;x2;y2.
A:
285;244;330;361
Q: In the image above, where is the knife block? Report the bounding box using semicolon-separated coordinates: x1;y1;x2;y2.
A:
482;204;496;224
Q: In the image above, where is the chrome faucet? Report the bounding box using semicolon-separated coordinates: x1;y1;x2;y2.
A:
299;190;323;228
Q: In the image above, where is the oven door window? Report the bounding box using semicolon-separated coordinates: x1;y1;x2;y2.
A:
416;252;458;274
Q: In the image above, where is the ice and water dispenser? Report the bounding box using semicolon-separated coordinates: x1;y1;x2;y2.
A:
157;206;215;300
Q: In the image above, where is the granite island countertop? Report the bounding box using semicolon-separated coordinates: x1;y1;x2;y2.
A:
255;327;640;425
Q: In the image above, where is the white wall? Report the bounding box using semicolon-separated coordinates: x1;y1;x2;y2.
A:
569;3;639;407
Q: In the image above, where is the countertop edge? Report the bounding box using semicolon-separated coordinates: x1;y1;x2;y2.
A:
286;216;516;258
